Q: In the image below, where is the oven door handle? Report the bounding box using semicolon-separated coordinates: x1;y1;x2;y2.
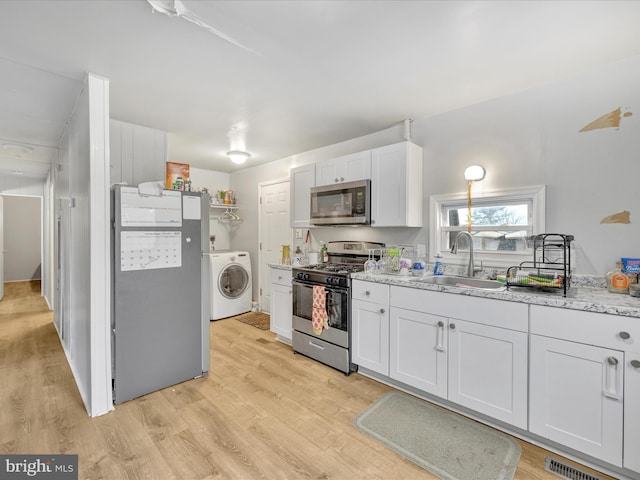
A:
291;280;349;295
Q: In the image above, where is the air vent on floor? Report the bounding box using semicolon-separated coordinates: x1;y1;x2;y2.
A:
544;456;604;480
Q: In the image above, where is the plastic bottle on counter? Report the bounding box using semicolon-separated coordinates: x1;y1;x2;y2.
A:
320;242;329;263
606;261;629;294
433;253;444;276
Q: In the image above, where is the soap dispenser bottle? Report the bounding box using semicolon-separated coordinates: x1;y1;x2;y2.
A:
433;254;444;276
606;261;629;294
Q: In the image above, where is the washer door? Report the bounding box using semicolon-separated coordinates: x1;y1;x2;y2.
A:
218;264;249;299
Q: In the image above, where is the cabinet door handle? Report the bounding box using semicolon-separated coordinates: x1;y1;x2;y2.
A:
436;321;446;352
379;308;385;314
603;356;622;400
631;360;640;369
619;331;631;340
340;177;344;182
335;178;339;183
449;323;456;330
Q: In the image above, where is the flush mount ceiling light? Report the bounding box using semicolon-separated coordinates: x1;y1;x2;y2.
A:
227;151;251;165
464;165;486;181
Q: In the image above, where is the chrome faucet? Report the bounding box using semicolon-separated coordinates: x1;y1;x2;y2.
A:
451;231;482;277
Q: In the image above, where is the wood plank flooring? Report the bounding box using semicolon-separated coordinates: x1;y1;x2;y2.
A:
0;281;616;479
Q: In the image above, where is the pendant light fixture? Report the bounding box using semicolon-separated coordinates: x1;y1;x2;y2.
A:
227;150;251;165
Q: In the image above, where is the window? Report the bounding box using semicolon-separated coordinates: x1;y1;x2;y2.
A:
430;185;546;268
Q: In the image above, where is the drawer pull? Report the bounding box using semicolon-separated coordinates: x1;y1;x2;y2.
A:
365;290;371;296
631;360;640;369
619;331;631;340
309;341;325;350
449;323;456;330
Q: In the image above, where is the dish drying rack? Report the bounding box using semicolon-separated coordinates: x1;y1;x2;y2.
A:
506;233;574;296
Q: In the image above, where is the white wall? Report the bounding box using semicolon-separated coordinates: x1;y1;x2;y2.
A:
412;54;640;275
2;195;41;282
189;167;231;251
54;73;112;418
230;54;640;291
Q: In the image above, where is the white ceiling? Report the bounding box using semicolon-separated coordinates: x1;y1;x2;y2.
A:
1;0;640;178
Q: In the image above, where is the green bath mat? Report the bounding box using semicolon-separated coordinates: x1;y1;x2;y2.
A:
354;391;521;480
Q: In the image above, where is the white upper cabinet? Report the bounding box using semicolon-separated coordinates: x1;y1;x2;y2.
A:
371;141;423;227
315;150;371;186
110;119;167;186
290;163;316;228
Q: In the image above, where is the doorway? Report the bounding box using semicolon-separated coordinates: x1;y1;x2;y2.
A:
2;194;42;291
258;178;291;313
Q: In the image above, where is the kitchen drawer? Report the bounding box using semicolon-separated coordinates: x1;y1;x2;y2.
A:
530;305;639;351
270;268;292;286
352;280;389;304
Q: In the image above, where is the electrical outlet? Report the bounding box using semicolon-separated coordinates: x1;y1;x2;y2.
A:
295;229;303;239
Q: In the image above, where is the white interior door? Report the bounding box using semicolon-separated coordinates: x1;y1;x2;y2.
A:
0;195;4;300
259;179;290;312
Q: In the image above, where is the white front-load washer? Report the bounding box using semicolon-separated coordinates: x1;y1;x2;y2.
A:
209;251;252;320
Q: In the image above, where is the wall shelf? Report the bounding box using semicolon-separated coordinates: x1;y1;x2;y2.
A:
210;204;242;224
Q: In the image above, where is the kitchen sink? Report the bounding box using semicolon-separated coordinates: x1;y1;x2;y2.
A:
412;275;506;290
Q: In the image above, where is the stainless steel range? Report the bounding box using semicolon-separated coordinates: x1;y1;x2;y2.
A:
291;241;384;375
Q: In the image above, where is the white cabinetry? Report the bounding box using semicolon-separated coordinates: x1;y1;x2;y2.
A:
269;268;292;343
351;280;390;375
529;305;640;468
315;151;371;186
370;141;423;227
625;350;640;473
448;318;528;428
290;163;315;228
389;307;447;397
110;119;167;185
389;286;528;429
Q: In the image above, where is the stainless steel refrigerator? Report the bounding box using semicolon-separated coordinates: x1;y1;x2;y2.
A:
111;185;210;404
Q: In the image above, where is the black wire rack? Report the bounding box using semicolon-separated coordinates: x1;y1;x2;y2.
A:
506;233;574;297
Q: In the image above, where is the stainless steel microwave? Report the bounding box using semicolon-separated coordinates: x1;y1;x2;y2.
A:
310;179;370;226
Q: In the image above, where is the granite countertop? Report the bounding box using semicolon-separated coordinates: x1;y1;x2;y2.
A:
268;263;293;271
351;272;640;319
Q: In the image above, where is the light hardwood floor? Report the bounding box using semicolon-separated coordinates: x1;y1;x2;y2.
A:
0;281;616;479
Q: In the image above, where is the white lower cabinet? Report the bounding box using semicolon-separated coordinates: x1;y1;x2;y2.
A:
448;318;528;429
528;305;640;469
529;335;623;466
351;281;390;375
269;269;292;341
625;350;640;473
389;307;447;398
386;286;528;429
